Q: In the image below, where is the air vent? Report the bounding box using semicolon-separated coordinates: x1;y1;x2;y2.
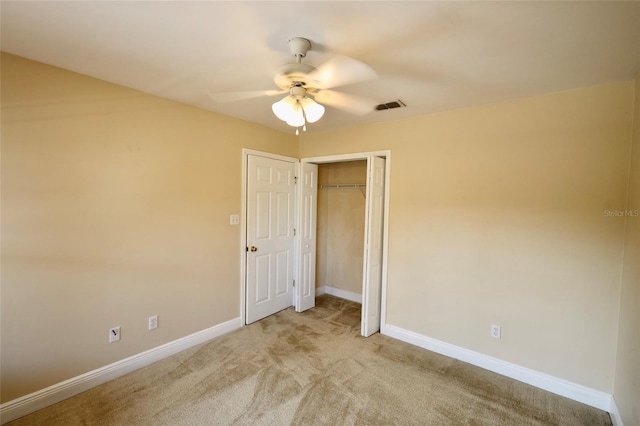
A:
375;100;406;111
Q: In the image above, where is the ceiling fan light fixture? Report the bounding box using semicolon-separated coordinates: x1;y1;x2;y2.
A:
300;97;325;123
284;103;305;127
272;95;297;121
272;94;324;130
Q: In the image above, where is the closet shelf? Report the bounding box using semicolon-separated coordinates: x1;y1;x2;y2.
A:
320;184;366;189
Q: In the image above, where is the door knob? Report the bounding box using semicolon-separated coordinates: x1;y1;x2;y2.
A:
250;246;258;252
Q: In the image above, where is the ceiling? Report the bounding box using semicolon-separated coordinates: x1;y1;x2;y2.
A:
2;1;640;134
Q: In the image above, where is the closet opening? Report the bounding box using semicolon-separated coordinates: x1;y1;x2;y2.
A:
299;151;390;337
316;161;367;305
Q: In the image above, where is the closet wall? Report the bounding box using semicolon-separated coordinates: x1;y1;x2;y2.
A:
316;161;367;298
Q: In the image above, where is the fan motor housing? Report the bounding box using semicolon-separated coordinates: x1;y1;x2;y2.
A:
274;63;318;90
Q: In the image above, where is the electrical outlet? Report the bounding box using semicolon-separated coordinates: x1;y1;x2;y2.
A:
148;315;158;330
491;324;501;339
229;214;239;226
109;326;120;343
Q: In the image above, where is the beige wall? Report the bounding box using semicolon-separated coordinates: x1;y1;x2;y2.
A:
613;73;640;425
301;82;634;392
2;50;638;409
316;161;367;295
0;53;297;402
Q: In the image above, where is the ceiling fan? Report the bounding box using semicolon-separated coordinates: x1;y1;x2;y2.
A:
210;37;378;133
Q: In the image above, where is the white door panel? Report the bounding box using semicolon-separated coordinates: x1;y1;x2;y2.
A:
296;162;318;312
362;156;386;336
246;155;296;324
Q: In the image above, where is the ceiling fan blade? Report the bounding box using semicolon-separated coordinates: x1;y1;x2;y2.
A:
307;55;377;90
209;89;286;103
314;90;378;116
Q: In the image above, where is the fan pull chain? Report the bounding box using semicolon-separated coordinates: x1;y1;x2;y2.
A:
300;106;308;133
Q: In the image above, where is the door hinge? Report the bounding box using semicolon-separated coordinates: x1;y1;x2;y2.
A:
293;228;296;236
292;280;296;287
294;176;298;184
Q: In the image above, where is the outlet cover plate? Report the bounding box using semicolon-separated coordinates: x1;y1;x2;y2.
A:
149;315;158;330
491;324;501;339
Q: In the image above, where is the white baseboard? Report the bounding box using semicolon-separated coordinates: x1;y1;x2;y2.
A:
382;324;613;413
609;397;624;426
0;317;242;424
316;285;362;304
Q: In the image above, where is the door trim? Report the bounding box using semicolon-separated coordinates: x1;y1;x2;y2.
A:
301;150;391;334
240;149;300;326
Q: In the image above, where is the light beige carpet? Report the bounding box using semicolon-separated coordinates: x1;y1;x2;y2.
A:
7;295;611;425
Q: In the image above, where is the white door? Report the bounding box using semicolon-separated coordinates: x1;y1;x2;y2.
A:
296;162;318;312
246;155;296;324
362;156;386;337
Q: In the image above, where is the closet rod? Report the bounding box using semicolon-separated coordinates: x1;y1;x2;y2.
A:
320;184;366;189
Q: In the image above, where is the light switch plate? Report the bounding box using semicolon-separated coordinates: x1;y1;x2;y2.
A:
230;214;240;225
109;326;120;343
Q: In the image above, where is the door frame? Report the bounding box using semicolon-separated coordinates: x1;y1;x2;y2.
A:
240;148;391;332
300;150;391;333
240;149;300;326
